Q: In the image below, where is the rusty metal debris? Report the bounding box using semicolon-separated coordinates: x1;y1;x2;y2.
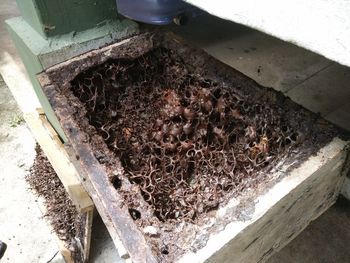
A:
70;48;300;222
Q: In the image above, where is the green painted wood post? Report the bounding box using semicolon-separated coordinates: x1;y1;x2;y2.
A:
7;0;138;142
16;0;120;38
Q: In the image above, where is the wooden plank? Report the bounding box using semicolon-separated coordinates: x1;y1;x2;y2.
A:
0;52;94;261
24;110;94;213
0;51;93;213
38;109;62;145
83;209;94;261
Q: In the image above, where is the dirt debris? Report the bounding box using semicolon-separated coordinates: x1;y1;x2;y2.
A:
26;145;84;262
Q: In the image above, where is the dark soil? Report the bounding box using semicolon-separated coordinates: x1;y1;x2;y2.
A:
26;145;84;262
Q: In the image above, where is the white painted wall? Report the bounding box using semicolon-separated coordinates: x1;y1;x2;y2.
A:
186;0;350;67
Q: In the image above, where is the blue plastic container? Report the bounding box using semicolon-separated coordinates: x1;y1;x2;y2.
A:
116;0;198;25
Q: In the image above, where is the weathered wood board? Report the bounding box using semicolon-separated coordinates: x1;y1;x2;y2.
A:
0;53;93;213
0;53;94;263
25;110;94;213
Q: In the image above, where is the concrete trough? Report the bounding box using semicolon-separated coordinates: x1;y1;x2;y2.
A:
36;32;350;263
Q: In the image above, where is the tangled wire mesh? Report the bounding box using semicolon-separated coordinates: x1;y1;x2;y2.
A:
71;48;299;222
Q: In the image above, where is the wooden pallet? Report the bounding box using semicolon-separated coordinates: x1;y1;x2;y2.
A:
0;53;94;263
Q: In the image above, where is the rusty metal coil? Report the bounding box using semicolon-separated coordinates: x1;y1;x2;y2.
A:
71;48;299;222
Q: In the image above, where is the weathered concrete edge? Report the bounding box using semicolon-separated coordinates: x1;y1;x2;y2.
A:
178;137;349;262
184;1;350;67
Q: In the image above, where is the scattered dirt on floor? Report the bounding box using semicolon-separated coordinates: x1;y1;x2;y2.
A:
26;145;84;262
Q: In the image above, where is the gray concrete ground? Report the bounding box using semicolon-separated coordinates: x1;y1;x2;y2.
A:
0;76;65;263
269;196;350;263
0;1;349;263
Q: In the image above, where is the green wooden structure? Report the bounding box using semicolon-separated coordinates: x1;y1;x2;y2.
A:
6;0;138;141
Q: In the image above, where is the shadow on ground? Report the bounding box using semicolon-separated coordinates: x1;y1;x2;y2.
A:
269;196;350;263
